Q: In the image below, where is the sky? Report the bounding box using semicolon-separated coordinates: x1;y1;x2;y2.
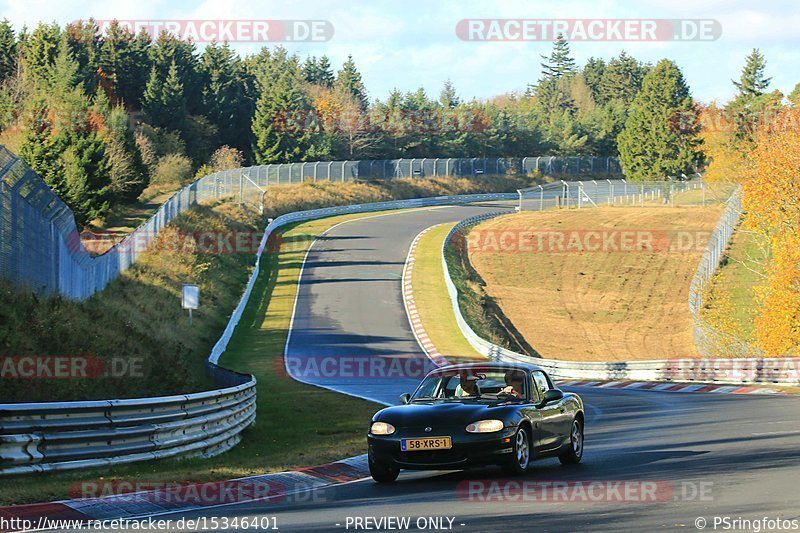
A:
2;0;798;105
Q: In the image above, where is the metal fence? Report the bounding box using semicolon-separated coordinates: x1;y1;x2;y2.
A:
238;156;621;184
516;178;736;211
687;188;763;358
0;149;616;301
440;186;796;386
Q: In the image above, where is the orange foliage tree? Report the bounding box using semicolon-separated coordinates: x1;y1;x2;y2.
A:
743;108;800;356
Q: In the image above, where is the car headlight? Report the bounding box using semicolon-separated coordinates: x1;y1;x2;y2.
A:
370;422;396;435
466;419;505;433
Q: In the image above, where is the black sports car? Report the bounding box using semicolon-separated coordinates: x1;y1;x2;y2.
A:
367;362;585;482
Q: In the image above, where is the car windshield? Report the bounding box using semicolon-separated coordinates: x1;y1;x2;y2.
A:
411;368;527;401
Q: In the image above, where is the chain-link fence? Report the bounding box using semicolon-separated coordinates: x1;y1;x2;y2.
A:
687;188;763;357
517;178;737;211
0;149;617;300
236;156;621;184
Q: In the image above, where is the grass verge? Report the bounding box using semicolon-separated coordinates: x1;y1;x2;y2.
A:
0;174;536;504
0;202;260;402
701;221;769;341
0;211;388;505
409;224;483;359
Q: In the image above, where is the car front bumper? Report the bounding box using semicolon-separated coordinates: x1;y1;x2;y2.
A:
368;428;517;470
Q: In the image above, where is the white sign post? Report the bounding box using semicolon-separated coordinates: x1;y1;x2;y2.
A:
182;284;199;325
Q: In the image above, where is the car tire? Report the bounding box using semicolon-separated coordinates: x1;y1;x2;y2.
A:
369;453;400;483
502;425;531;475
559;417;584;465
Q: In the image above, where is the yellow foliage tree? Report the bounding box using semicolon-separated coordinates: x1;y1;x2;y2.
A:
698;105;749;183
742;108;800;356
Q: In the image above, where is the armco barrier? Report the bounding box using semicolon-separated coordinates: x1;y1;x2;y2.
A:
0;191;517;477
441;203;800;387
0;363;255;476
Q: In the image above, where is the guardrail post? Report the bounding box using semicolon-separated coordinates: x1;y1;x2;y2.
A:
538;185;544;211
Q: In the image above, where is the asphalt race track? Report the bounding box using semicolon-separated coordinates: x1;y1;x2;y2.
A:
63;203;800;532
284;203;517;405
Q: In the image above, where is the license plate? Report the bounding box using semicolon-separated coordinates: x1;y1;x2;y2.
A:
401;437;452;451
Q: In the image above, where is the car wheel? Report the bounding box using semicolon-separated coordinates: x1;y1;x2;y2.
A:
502;425;530;475
369;452;400;483
559;417;584;465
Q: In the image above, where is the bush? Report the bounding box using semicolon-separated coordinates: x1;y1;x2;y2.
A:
151;153;193;186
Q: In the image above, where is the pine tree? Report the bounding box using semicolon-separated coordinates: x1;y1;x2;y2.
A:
301;56;317;84
64;20;100;94
199;42;252;152
161;61;187;123
617;59;701;180
534;35;578;115
23;23;61;85
0;19;17;82
142;67;164;120
335;55;368;110
106;105;147;201
251;66;316;163
581;57;605;104
598;51;647;105
439;79;460;108
98;22;151;107
540;35;576;80
61;133;111;225
149;32;198;112
317;55;334;88
732;49;771;102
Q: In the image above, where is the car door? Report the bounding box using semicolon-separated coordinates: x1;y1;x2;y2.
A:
538;371;573;447
531;371;561;451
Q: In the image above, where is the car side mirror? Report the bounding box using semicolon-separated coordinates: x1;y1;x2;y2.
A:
399;393;411;405
541;389;564;404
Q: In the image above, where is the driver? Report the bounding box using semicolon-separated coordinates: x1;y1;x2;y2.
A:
456;373;479;397
500;370;525;398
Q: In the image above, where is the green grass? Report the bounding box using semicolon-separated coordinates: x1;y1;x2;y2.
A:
0;174;537;504
409;224;483;359
0;202;260;402
701;224;769;340
0;211;389;505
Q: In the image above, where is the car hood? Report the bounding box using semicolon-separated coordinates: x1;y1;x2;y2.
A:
374;401;516;428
